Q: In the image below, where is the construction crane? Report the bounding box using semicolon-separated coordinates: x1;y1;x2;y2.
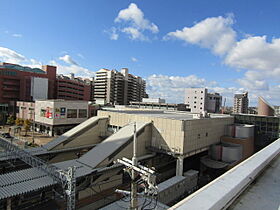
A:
0;137;76;210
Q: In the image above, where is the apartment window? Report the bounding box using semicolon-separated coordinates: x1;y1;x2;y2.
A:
194;101;196;104
200;107;202;110
67;109;77;118
78;109;87;118
200;103;203;105
194;106;196;108
206;132;208;137
198;134;200;139
201;91;203;93
194;96;197;99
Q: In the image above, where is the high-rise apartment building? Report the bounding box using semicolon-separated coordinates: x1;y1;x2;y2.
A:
56;73;94;101
185;88;222;113
233;92;249;114
94;68;146;105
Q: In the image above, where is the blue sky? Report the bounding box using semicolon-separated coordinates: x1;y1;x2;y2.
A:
0;0;280;106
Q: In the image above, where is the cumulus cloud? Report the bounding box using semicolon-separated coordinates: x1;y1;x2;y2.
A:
164;15;236;55
146;74;207;103
111;3;159;41
105;27;119;40
122;27;147;40
164;14;280;103
225;36;280;72
56;54;94;77
50;60;94;78
59;54;78;65
131;57;138;62
0;47;26;63
12;33;22;38
0;46;94;78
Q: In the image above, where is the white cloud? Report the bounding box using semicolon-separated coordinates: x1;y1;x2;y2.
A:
56;55;94;77
146;74;208;103
0;47;26;63
225;36;280;72
0;46;94;78
12;33;22;38
237;78;269;91
122;27;147;41
77;53;84;59
165;15;236;55
59;54;78;65
50;60;94;78
131;57;138;62
109;27;119;40
115;3;159;33
112;3;159;41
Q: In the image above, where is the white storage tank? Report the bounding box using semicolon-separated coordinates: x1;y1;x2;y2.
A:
222;144;242;163
225;124;235;137
209;144;222;160
235;124;254;138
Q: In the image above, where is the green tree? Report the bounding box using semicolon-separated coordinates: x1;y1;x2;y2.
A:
15;118;24;126
6;115;15;125
24;119;31;136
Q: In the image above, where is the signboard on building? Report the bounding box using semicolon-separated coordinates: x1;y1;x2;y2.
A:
60;107;66;118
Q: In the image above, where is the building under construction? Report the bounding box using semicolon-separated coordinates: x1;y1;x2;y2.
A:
0;109;235;209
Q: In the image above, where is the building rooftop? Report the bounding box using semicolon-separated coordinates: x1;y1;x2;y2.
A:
170;138;280;210
101;108;232;121
0;63;45;74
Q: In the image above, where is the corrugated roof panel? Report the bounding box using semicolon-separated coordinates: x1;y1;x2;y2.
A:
43;116;107;150
78;122;149;168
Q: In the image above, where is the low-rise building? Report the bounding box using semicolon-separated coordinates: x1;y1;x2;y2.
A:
16;101;35;121
34;100;89;136
185;88;222;113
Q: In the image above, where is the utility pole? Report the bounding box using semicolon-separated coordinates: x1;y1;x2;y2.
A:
131;122;138;209
116;122;158;210
32;110;35;144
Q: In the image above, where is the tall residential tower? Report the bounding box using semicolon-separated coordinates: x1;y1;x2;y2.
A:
233;92;249;114
94;68;146;105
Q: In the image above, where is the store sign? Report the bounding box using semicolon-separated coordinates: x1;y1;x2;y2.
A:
60;107;66;118
54;108;60;118
45;107;53;119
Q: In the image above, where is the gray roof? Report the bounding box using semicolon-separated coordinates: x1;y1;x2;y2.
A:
0;122;150;200
101;109;232;121
230;151;280;210
78;122;150;168
43;116;108;150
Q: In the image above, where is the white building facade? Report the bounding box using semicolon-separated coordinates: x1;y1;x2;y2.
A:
35;100;89;136
185;88;222;113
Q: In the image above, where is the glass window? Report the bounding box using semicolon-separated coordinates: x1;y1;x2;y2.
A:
78;109;87;118
40;109;46;117
67;109;77;118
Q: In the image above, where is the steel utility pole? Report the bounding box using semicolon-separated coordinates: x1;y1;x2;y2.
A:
32;110;35;144
131;122;138;209
116;122;158;210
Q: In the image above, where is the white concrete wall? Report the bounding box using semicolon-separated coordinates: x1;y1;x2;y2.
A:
31;77;48;100
185;88;207;113
35;100;89;125
98;110;234;155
